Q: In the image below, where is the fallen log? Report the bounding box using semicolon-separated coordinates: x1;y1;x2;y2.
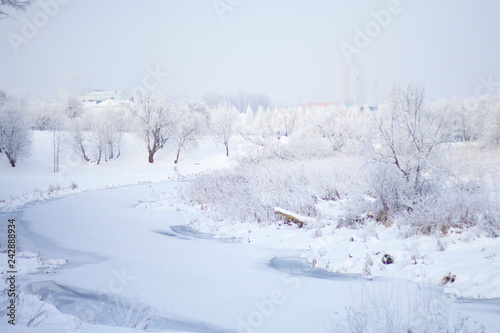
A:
274;208;306;228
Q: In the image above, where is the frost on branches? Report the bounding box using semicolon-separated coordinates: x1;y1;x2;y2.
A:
0;93;32;167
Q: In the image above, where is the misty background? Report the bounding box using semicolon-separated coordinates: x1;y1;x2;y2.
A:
1;0;499;105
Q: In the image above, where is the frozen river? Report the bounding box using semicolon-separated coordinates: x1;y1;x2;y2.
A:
9;181;500;332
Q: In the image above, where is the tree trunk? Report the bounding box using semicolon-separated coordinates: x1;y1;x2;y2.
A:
53;131;60;173
6;152;16;167
81;147;90;162
225;143;229;157
174;146;181;164
108;143;114;160
148;150;155;163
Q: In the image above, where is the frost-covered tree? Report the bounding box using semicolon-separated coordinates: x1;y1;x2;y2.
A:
40;101;66;173
0;91;7;153
446;97;486;142
210;103;239;157
131;91;176;163
0;0;34;19
251;106;275;140
69;113;91;162
32;95;85;172
65;96;84;119
482;90;500;145
68;107;128;165
237;106;275;159
0;95;32;167
337;105;370;153
172;101;208;164
369;83;446;215
308;106;344;151
202;90;270;113
232;91;270;113
202;91;232;108
89;115;106;165
100;108;128;161
243;105;254;128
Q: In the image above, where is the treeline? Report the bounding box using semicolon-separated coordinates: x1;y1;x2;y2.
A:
0;84;499;171
182;83;500;237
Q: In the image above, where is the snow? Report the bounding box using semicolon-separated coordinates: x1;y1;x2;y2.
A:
0;131;231;212
188;211;500;299
0;131;499;332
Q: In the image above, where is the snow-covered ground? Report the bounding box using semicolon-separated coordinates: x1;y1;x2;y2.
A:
190;215;500;299
1;131;499;332
0;131;231;212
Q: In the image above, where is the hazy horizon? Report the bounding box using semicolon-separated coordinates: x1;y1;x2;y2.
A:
1;0;499;105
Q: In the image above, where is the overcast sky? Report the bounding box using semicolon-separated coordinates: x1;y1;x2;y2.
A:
1;0;499;105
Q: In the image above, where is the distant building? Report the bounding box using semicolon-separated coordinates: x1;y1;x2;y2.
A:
78;90;124;104
337;62;359;105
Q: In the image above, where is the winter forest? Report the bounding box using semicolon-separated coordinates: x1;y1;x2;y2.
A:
1;0;500;332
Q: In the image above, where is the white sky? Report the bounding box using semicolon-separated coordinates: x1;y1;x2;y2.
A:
0;0;499;105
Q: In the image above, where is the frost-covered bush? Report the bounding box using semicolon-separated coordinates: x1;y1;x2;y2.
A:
366;163;411;223
395;180;500;238
183;161;318;224
111;295;155;330
182;156;365;225
334;287;485;333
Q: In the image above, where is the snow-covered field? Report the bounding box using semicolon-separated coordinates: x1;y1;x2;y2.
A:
0;131;231;212
1;131;499;332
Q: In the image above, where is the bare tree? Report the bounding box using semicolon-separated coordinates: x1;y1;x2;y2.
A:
210;103;239;157
131;91;176;163
45;102;66;173
0;0;35;19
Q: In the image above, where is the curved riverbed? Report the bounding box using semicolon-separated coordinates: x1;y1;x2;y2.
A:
6;181;500;332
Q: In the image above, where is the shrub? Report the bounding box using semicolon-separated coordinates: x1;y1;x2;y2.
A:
333;285;485;333
182;156;365;226
395;179;500;238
